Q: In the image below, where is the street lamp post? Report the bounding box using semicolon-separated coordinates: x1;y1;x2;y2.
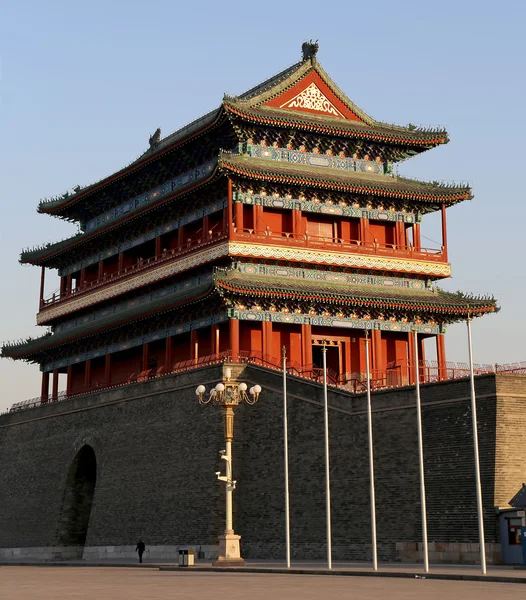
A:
195;366;261;566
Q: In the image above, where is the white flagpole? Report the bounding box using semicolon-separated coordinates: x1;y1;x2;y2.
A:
322;341;332;569
365;332;378;570
414;329;429;573
282;346;291;568
467;317;487;575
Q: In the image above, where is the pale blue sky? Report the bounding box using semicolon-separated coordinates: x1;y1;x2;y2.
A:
1;0;525;412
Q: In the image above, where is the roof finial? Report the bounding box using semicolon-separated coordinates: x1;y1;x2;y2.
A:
302;40;319;63
149;127;161;148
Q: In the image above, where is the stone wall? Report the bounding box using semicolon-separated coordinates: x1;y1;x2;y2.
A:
1;366;525;563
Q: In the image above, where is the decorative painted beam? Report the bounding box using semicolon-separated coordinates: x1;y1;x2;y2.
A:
244;143;386;175
227;308;444;335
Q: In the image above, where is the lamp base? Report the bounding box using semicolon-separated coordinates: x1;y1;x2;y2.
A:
213;533;245;567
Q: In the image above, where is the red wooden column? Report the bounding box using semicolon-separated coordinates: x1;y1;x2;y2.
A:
66;274;73;295
191;330;199;364
51;369;59;401
178;226;185;249
142;342;150;371
155;236;162;258
104;354;112;386
301;323;313;367
66;365;73;396
396;222;406;249
436;334;447;381
165;336;173;369
372;329;383;380
360;217;370;245
203;215;210;240
408;332;416;385
262;320;273;362
60;276;67;298
441;203;448;261
40;372;50;404
292;209;302;237
118;251;124;273
413;223;421;251
84;359;92;390
234;201;243;232
211;324;220;357
97;259;104;281
39;266;46;306
229;319;240;362
80;267;86;288
227;179;234;238
254;205;264;235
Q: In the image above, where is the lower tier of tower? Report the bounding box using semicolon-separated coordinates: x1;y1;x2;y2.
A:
39;318;447;402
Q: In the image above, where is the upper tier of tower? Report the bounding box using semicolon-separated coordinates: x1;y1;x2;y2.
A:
34;44;452;229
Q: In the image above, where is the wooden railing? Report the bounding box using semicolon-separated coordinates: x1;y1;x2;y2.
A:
232;228;445;262
40;230;228;308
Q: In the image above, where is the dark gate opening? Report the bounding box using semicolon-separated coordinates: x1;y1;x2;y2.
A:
312;345;340;383
57;445;97;553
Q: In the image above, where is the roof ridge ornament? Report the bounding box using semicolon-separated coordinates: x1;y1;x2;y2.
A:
149;127;161;148
301;40;319;63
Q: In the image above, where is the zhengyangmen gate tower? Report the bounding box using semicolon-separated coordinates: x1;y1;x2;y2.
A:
3;42;497;400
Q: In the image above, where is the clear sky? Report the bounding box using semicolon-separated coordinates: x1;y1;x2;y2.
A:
1;0;525;413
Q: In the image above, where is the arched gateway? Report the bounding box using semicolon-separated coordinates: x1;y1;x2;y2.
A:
56;445;97;556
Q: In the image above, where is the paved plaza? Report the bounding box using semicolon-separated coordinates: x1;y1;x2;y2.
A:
1;567;526;600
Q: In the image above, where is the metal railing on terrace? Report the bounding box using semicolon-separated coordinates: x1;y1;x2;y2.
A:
232;228;445;262
7;356;526;415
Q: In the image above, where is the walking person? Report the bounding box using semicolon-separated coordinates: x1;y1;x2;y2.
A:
136;538;146;563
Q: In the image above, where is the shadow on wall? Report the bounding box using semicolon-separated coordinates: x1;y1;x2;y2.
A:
56;445;97;557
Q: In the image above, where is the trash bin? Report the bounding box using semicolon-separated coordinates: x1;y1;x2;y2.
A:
178;547;195;567
178;549;187;566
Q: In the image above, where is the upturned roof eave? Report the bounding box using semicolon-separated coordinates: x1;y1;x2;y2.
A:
37;107;226;218
224;101;448;148
22;166;223;266
214;273;498;317
219;154;472;204
1;282;216;361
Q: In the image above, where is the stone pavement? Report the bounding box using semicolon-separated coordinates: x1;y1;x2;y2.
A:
1;566;526;600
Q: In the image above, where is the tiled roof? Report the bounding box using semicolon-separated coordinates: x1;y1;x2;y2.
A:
219;154;472;203
38;108;224;215
224;101;448;147
38;55;447;217
214;270;497;316
22;165;222;265
1;280;214;360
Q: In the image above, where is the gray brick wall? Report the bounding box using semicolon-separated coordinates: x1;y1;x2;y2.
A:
0;367;522;561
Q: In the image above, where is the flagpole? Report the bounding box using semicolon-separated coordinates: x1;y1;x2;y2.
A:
282;346;291;569
467;316;487;575
414;329;429;573
322;341;332;569
365;332;378;570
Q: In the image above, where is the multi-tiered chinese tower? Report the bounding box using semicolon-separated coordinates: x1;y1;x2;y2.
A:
3;43;496;402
